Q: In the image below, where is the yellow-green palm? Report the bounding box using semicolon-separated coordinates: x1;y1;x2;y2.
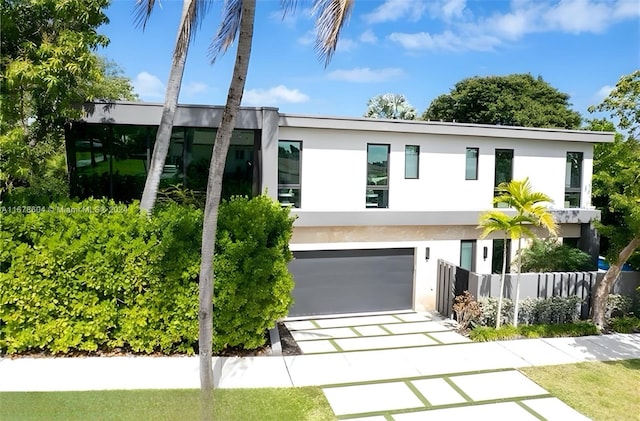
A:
493;177;557;326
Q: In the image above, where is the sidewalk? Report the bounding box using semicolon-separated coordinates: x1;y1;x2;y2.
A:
1;312;639;420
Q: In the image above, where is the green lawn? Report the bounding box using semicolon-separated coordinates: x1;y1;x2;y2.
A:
520;359;640;421
0;387;336;421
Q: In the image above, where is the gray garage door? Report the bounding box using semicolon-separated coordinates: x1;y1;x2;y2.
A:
288;248;414;317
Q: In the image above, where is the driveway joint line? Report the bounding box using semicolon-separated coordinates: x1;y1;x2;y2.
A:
404;379;431;407
441;376;473;403
516;399;550;421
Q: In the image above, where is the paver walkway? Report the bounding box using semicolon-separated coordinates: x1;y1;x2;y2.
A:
284;311;640;420
1;311;640;420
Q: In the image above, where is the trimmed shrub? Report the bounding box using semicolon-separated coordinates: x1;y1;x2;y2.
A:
606;294;633;319
213;195;295;352
478;295;582;327
0;195;295;355
477;297;514;327
0;200;201;354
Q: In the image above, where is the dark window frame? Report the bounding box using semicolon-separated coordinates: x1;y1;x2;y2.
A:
494;149;514;207
465;147;479;180
278;140;302;208
404;145;420;179
565;151;583;208
366;143;390;209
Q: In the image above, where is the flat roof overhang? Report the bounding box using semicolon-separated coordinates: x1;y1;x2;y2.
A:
78;101;615;144
290;209;601;227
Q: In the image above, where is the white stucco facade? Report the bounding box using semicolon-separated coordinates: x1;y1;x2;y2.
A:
275;114;608;312
77;102;613;314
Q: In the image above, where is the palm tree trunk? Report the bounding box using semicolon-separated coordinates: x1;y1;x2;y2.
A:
198;0;255;394
139;0;193;213
496;237;507;328
513;235;523;327
592;236;640;329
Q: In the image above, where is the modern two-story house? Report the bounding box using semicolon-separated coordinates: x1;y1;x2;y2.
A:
66;102;614;317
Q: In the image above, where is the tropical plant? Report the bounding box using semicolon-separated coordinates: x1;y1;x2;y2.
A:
519;239;594;273
135;0;355;394
477;210;520;328
364;93;416;120
493;178;558;326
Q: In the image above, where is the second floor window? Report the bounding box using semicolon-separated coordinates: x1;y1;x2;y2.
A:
466;147;479;180
366;144;390;208
494;149;513;207
565;152;583;208
405;145;419;179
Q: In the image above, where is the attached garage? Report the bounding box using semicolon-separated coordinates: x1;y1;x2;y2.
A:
287;248;415;317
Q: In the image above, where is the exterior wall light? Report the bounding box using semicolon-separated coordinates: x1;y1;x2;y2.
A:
425;247;430;261
483;246;488;260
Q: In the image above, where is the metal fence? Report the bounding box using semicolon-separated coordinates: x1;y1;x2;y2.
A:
436;260;639;320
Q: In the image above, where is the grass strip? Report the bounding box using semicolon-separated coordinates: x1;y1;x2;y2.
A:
520;359;640;421
0;387;336;421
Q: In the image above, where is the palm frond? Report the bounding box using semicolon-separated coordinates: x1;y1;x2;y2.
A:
281;0;297;18
133;0;157;30
478;210;513;238
312;0;354;66
209;0;243;63
176;0;211;59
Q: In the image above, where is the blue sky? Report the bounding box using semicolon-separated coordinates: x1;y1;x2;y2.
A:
100;0;639;120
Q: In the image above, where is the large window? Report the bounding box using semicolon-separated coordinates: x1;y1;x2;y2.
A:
494;149;514;207
366;144;390;208
405;145;419;179
565;152;583;208
465;147;479;180
460;240;476;271
278;140;302;208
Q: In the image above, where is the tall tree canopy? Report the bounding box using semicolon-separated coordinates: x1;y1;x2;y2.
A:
588;71;640;138
423;74;582;129
0;0;136;201
365;93;416;120
587;71;640;328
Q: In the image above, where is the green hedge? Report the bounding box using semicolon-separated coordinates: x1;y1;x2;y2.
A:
0;196;294;355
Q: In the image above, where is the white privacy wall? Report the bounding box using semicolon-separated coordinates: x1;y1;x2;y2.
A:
278;127;595;211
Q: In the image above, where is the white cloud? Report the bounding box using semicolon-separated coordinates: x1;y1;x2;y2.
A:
388;31;500;52
359;29;378;44
439;0;467;20
327;67;404;83
337;38;358;52
184;82;208;96
132;72;164;99
363;0;426;24
243;85;310;106
388;0;640;52
596;85;614;101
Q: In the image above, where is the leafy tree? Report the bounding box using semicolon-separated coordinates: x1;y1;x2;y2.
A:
493;178;558;326
136;0;354;394
0;0;136;201
423;74;582;129
588;71;640;137
365;93;416;120
588;88;640;328
519;239;594;273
